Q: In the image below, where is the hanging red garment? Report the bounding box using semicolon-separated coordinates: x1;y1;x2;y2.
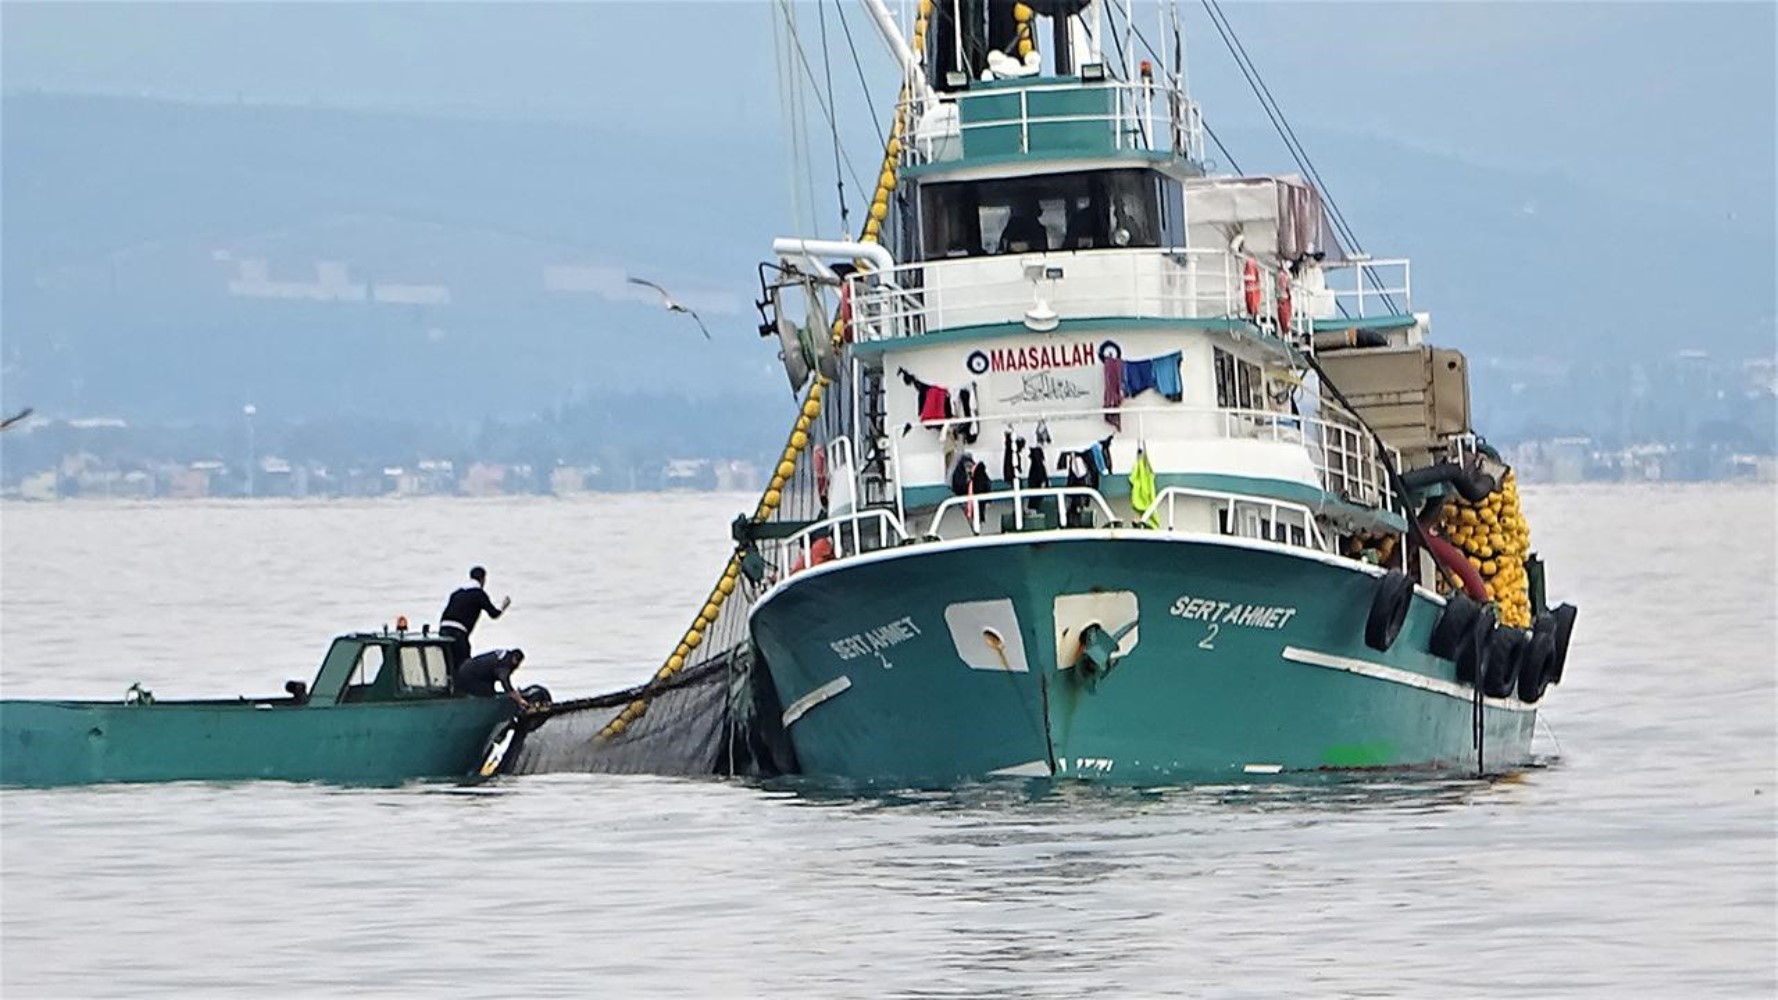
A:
1103;357;1125;430
919;385;952;425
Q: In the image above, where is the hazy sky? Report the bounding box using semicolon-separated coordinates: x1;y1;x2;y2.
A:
4;1;1773;226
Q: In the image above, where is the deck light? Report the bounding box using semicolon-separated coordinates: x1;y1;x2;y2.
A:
1024;301;1060;332
396;615;409;632
1080;63;1105;82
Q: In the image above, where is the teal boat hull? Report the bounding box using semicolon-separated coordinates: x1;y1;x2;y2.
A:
0;697;515;787
748;531;1537;785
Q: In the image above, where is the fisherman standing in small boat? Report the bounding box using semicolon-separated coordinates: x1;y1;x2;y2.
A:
439;566;511;678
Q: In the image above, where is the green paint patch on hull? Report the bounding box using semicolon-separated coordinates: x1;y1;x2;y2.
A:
749;532;1538;786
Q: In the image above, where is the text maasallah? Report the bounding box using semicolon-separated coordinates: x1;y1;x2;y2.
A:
990;342;1100;372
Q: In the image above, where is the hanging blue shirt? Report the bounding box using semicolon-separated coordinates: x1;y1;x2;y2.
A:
1121;351;1183;402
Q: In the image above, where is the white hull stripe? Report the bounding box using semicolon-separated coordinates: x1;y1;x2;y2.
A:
1280;646;1534;714
987;760;1053;777
439;622;470;634
781;676;853;728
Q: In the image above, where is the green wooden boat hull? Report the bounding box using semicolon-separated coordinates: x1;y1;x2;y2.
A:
749;531;1538;785
0;697;514;787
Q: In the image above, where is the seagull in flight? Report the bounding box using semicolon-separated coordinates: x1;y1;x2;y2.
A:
626;277;711;340
0;407;31;432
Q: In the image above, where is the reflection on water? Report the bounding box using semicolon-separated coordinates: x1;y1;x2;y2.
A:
2;486;1774;997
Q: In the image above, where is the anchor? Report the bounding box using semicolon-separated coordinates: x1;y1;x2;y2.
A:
1071;620;1137;692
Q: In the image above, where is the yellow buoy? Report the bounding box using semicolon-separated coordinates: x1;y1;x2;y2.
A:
790;430;809;450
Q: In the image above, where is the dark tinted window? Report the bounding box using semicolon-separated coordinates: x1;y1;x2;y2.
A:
920;170;1165;259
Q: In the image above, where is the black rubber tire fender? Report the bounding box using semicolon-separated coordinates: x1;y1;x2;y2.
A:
1455;604;1497;686
1482;628;1526;699
1518;618;1560;703
1549;603;1579;684
1365;570;1415;653
1430;595;1483;661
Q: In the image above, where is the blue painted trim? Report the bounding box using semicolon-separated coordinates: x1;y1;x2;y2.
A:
849;316;1295;358
1310;314;1417;333
899;472;1404;531
903;150;1196;180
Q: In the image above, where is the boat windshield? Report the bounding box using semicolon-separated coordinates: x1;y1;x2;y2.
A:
398;644;452;694
919;169;1171;260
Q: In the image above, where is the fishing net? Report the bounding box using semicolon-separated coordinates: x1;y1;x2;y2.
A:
499;642;795;778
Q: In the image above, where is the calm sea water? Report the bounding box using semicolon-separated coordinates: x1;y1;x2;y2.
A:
2;486;1773;997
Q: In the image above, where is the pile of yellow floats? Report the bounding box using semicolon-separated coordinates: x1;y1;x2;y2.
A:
1439;469;1533;628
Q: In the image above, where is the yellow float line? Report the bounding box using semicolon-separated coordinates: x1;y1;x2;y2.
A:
598;9;933;740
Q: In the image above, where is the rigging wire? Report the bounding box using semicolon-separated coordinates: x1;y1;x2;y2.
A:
769;0;810;235
817;0;851;237
832;0;887;150
1195;0;1401;312
1202;0;1359;253
1202;119;1242;174
777;0;874;228
1109;5;1240;172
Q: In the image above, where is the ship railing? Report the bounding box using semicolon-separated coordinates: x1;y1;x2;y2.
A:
1139;486;1330;553
1314;257;1413;321
846;248;1307;343
900;78;1204;168
772;507;911;580
926;485;1118;538
905;403;1397;512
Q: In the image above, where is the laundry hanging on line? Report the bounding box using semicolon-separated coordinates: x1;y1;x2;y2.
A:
898;368;953;426
1119;351;1184;402
1103;357;1125;430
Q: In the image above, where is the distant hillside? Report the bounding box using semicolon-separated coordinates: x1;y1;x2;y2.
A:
0;92;797;425
3;92;1772;442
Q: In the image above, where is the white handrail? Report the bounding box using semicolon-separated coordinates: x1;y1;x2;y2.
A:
898;77;1203;167
845;247;1306;344
898;402;1397;511
775;507;910;578
927;485;1117;538
1139;485;1330;552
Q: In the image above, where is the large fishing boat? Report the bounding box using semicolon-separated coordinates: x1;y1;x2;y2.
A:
504;0;1580;786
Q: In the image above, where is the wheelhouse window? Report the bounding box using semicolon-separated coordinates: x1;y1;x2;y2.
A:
1214;348;1264;410
355;645;385;686
920;169;1166;259
397;644;452;694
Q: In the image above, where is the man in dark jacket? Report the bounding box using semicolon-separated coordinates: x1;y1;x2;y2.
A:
456;648;529;710
439;566;511;676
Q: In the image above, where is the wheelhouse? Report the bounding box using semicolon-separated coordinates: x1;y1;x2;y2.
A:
303;633;457;706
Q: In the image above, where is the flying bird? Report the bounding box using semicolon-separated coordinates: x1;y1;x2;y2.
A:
0;407;32;432
626;276;711;340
